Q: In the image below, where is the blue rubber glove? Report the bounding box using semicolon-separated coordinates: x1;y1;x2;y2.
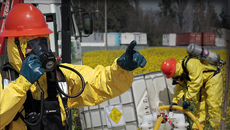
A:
182;101;190;109
169;102;177;111
20;55;45;84
169;102;177;109
117;40;146;71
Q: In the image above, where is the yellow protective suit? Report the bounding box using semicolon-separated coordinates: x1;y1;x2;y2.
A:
0;36;134;130
171;57;223;130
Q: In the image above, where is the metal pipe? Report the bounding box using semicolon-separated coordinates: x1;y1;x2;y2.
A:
104;0;108;50
61;0;71;63
88;106;94;130
98;105;104;130
130;86;139;127
221;44;230;130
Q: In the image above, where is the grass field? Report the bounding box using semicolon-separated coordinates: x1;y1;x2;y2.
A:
82;47;227;75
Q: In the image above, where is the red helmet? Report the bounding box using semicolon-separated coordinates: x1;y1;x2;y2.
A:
161;58;177;78
0;3;53;37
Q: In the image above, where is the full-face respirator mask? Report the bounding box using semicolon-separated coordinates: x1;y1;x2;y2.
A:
26;37;56;72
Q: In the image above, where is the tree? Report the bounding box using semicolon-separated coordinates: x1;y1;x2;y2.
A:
153;0;178;46
142;10;158;46
158;0;175;17
171;0;189;32
220;8;229;29
107;0;134;32
204;1;221;32
126;0;145;32
192;0;220;32
192;0;206;32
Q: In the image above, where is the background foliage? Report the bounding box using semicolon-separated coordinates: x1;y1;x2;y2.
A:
73;0;230;46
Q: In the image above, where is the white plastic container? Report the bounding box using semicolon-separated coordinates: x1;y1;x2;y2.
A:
169;112;189;130
79;71;176;130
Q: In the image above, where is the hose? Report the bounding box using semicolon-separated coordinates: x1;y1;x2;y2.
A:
153;116;164;130
157;105;203;130
19;92;44;127
57;64;85;98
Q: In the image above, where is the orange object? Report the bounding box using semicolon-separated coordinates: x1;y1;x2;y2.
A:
56;56;61;61
161;58;176;78
0;0;23;55
0;3;53;37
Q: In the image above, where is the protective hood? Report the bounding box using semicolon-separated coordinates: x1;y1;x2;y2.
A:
172;60;184;77
7;35;50;73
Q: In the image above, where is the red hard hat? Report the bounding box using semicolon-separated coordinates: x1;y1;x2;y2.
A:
0;3;53;37
161;58;177;78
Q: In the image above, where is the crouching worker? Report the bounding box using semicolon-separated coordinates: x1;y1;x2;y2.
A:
0;3;147;130
161;49;224;130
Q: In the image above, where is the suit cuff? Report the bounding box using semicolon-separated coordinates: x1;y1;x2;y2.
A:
15;75;32;93
172;98;180;104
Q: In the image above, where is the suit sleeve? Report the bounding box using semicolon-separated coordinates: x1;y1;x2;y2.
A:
184;59;203;102
60;58;134;108
172;83;187;104
0;75;32;129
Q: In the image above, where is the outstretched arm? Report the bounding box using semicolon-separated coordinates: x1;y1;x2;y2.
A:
61;40;146;108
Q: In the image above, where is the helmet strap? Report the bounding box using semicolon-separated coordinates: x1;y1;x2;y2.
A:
14;37;25;62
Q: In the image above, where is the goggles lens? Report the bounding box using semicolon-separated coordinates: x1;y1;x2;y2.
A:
27;37;49;50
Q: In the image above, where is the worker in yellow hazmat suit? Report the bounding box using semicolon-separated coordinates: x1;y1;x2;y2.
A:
161;57;223;130
0;3;147;130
